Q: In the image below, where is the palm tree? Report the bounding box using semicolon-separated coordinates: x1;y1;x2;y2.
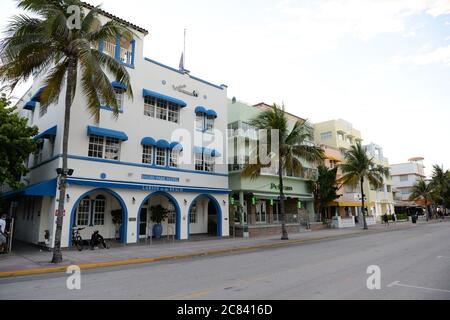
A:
430;165;450;210
241;104;324;240
308;165;339;223
409;179;433;221
0;0;134;263
340;142;389;230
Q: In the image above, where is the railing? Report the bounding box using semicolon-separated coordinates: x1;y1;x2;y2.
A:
103;41;116;58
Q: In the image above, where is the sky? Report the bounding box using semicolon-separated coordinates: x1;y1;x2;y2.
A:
1;0;449;176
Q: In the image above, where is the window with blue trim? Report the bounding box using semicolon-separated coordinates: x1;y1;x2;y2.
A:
205;115;215;133
195;112;215;133
169;149;180;168
142;145;153;164
156;147;167;166
88;135;121;160
99;87;124;112
144;96;180;124
195;153;215;172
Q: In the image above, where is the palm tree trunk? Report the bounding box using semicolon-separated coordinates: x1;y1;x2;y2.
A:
360;177;368;230
279;156;289;240
52;58;76;264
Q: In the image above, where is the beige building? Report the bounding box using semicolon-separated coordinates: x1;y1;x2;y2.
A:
314;120;394;226
314;119;364;225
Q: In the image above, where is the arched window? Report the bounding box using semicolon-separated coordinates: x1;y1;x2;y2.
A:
93;195;106;226
76;196;91;226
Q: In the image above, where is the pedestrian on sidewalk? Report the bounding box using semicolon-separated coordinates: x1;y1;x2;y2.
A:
383;212;390;227
0;214;8;254
392;212;397;225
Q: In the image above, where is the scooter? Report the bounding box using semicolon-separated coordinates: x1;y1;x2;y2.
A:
90;231;110;250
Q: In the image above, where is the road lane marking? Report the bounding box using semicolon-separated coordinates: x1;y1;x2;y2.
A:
388;281;450;293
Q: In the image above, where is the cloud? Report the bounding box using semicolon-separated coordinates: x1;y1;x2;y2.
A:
393;45;450;66
268;0;450;48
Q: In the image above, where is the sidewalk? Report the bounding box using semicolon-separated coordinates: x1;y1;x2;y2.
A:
0;220;446;278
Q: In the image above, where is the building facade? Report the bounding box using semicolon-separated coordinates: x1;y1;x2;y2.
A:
314;119;365;227
228;100;317;237
5;6;230;248
390;157;427;212
363;143;395;221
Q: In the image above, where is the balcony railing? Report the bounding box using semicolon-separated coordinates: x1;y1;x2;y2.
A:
103;41;116;58
101;41;133;66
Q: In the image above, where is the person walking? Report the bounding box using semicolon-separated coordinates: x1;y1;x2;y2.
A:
392;212;397;225
383;212;390;227
0;214;8;254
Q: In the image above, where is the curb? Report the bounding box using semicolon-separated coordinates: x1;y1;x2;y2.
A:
0;223;432;279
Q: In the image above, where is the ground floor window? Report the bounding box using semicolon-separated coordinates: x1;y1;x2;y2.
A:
190;203;197;224
167;202;176;224
256;200;267;223
76;195;106;227
76;197;91;226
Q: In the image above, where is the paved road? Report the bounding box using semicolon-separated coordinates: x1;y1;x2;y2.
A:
1;222;449;300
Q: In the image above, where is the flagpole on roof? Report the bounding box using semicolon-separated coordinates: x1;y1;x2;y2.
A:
183;28;186;69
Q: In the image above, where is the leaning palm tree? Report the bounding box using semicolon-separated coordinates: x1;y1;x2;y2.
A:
241;104;324;240
409;179;433;221
0;0;134;263
430;165;450;209
340;142;389;230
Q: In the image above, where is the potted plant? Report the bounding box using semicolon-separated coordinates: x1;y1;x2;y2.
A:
111;209;123;241
150;205;169;239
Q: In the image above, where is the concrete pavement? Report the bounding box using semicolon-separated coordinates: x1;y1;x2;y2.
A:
0;219;445;278
0;220;449;300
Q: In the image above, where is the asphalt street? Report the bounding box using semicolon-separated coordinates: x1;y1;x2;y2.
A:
1;222;449;300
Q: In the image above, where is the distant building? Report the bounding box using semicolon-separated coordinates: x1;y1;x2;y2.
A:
390;157;427;211
363;143;395;220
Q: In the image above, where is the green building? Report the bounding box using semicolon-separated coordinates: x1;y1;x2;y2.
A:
227;100;317;237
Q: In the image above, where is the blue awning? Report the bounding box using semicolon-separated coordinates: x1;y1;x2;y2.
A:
141;137;156;146
111;81;127;91
195;106;207;114
156;139;170;149
24;101;37;111
194;146;221;157
34;126;57;141
170;142;183;151
30;87;45;102
3;179;57;198
87;126;128;141
206;109;218;118
142;89;187;108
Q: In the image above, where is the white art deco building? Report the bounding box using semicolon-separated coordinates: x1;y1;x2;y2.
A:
5;4;230;248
